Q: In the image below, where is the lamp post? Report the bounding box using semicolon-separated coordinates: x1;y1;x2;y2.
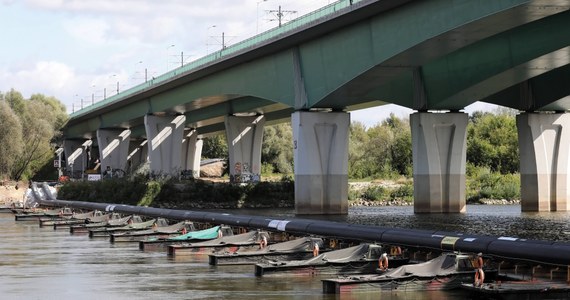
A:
166;44;175;72
206;25;216;53
257;0;269;34
91;85;96;105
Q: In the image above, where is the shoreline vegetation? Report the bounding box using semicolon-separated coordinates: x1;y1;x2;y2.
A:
50;173;521;209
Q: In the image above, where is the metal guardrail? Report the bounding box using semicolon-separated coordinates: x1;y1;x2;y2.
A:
69;0;366;119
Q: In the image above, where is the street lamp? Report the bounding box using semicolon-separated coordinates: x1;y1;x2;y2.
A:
91;85;96;105
206;25;216;53
166;44;175;71
257;0;269;34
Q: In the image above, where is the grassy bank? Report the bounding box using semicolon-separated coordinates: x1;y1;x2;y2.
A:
57;170;520;208
57;176;294;209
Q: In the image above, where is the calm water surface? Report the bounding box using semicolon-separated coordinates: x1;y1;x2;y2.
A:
1;204;569;300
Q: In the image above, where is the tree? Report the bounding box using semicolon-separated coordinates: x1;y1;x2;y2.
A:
348;121;369;178
0;90;68;181
202;134;228;159
262;123;293;174
467;111;518;174
10;100;58;180
0;101;23;177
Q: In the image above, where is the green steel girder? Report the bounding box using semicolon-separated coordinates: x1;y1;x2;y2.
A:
480;64;570;111
303;0;542;109
420;10;570;110
65;0;570;140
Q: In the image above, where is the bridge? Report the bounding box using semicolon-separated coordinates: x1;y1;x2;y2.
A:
61;0;570;214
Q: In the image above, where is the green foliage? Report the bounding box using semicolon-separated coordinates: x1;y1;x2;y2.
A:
0;101;23;177
349;114;412;179
57;176;149;205
138;181;163;206
362;185;389;201
0;89;67;181
202;135;228;159
467;111;518;174
466;164;520;202
262;123;293;174
58;177;295;209
389;182;414;202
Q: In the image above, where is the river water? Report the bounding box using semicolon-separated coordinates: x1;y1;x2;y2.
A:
1;204;569;300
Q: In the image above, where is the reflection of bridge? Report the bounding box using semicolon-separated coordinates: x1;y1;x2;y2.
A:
62;0;570;214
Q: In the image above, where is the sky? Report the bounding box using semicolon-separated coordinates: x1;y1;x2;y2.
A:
0;0;497;127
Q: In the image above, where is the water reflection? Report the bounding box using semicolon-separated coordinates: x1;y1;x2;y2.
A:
1;205;568;299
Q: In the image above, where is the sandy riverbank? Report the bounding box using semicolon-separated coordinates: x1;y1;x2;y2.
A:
0;181;26;206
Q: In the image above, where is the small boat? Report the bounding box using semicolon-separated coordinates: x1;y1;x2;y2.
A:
14;207;72;221
209;237;325;266
138;225;233;251
109;221;195;243
88;216;154;238
69;213;127;234
322;252;486;294
167;230;269;257
255;243;408;277
460;280;570;299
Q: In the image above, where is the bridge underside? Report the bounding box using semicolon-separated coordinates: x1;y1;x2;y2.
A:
63;0;570;214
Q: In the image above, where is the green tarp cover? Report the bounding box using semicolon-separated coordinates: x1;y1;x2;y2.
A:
169;226;220;241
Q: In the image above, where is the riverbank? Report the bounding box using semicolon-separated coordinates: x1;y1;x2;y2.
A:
3;178;520;208
0;181;25;206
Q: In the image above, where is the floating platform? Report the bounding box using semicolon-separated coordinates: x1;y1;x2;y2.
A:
460;281;570;299
322;253;484;294
209;237;323;266
109;221;193;243
255;244;409;277
88;217;156;238
167;230;267;256
138;226;232;251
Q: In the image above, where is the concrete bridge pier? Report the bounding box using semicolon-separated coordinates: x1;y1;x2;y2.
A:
144;114;185;176
517;113;570;211
182;129;203;178
126;140;148;173
224;115;265;183
96;129;131;175
411;112;468;213
292;111;349;215
63;139;92;179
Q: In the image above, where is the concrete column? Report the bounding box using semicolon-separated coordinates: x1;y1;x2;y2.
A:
224;115;265;183
144;114;185;176
96;129;131;174
292;111;349;215
127;140;148;172
182;129;203;178
63;139;92;179
517;113;570;211
411;112;468;213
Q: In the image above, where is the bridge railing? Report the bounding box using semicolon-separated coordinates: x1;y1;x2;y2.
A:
70;0;365;118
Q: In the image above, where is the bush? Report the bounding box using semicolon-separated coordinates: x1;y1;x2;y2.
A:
58;176;294;209
467;171;520;202
389;182;414;202
362;186;389;201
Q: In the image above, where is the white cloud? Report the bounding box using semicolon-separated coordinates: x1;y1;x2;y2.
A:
63;17;110;45
0;61;92;111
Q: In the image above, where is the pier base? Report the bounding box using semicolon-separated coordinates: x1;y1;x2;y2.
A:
292;111;349;215
224;115;265;183
144;114;185;175
517;113;570;211
182;129;203;178
96;129;131;173
411;112;468;213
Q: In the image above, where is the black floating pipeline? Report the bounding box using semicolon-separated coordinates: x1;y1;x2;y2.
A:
38;198;570;266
